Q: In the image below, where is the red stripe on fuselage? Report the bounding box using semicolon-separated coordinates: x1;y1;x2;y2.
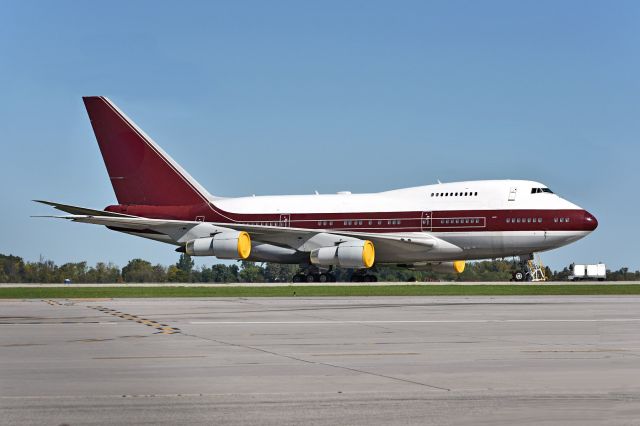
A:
104;204;597;233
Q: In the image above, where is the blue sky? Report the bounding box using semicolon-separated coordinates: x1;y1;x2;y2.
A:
1;1;638;271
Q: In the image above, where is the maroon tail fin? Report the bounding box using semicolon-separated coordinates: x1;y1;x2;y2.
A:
83;96;211;206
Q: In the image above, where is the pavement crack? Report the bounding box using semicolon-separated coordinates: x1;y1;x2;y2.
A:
180;331;450;392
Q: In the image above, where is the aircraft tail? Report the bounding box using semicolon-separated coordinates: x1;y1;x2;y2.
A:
82;96;213;206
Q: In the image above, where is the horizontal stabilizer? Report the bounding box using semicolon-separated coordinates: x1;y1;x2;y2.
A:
33;200;135;217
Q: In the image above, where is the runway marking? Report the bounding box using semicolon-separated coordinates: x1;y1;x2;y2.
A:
0;322;118;326
89;306;181;335
190;318;640;325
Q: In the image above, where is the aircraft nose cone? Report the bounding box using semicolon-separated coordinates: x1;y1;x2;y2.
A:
583;210;598;231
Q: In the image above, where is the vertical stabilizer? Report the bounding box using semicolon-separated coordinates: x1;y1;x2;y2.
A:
83;96;213;206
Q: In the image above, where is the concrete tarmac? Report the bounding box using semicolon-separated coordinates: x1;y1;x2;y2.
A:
1;281;638;287
1;296;639;425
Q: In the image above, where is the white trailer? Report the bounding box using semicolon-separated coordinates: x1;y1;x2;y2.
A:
568;263;606;281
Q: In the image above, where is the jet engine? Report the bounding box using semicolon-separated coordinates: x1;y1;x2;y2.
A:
431;261;465;274
404;261;465;273
185;231;251;259
310;240;375;269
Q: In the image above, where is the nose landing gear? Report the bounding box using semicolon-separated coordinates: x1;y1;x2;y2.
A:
511;254;547;282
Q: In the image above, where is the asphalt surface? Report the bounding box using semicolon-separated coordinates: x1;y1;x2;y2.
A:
1;281;637;287
1;296;640;425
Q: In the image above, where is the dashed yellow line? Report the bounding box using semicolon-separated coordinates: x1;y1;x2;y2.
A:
89;306;181;335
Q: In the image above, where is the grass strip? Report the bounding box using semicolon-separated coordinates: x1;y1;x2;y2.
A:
1;284;640;299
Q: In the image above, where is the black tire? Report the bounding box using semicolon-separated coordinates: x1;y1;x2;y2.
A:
514;271;524;282
306;274;316;283
318;273;328;283
292;274;303;283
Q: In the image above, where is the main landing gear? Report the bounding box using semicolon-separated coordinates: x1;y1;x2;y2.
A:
292;266;337;283
349;269;378;283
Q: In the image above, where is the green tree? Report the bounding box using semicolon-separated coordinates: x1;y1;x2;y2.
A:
175;253;195;282
263;263;297;282
239;261;265;283
122;259;166;283
0;254;25;282
85;262;121;283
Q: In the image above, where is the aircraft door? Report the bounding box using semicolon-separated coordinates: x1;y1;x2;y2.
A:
421;211;432;232
508;187;517;201
280;214;291;227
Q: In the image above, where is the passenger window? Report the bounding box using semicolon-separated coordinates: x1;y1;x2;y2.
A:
537;218;542;223
566;218;570;223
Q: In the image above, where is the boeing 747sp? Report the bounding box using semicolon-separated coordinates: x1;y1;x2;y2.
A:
36;97;598;282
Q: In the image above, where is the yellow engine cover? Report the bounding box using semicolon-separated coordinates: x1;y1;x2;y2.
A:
237;231;252;259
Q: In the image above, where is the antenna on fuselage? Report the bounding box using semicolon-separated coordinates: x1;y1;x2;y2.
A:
437;179;442;184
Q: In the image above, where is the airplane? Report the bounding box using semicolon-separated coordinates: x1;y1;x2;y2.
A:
36;96;598;282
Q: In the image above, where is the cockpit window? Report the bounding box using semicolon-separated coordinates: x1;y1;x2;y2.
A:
531;187;554;194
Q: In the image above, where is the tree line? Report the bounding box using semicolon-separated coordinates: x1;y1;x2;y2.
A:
1;253;638;283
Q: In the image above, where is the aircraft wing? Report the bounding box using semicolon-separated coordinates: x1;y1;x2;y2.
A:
209;222;438;250
36;211;444;253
